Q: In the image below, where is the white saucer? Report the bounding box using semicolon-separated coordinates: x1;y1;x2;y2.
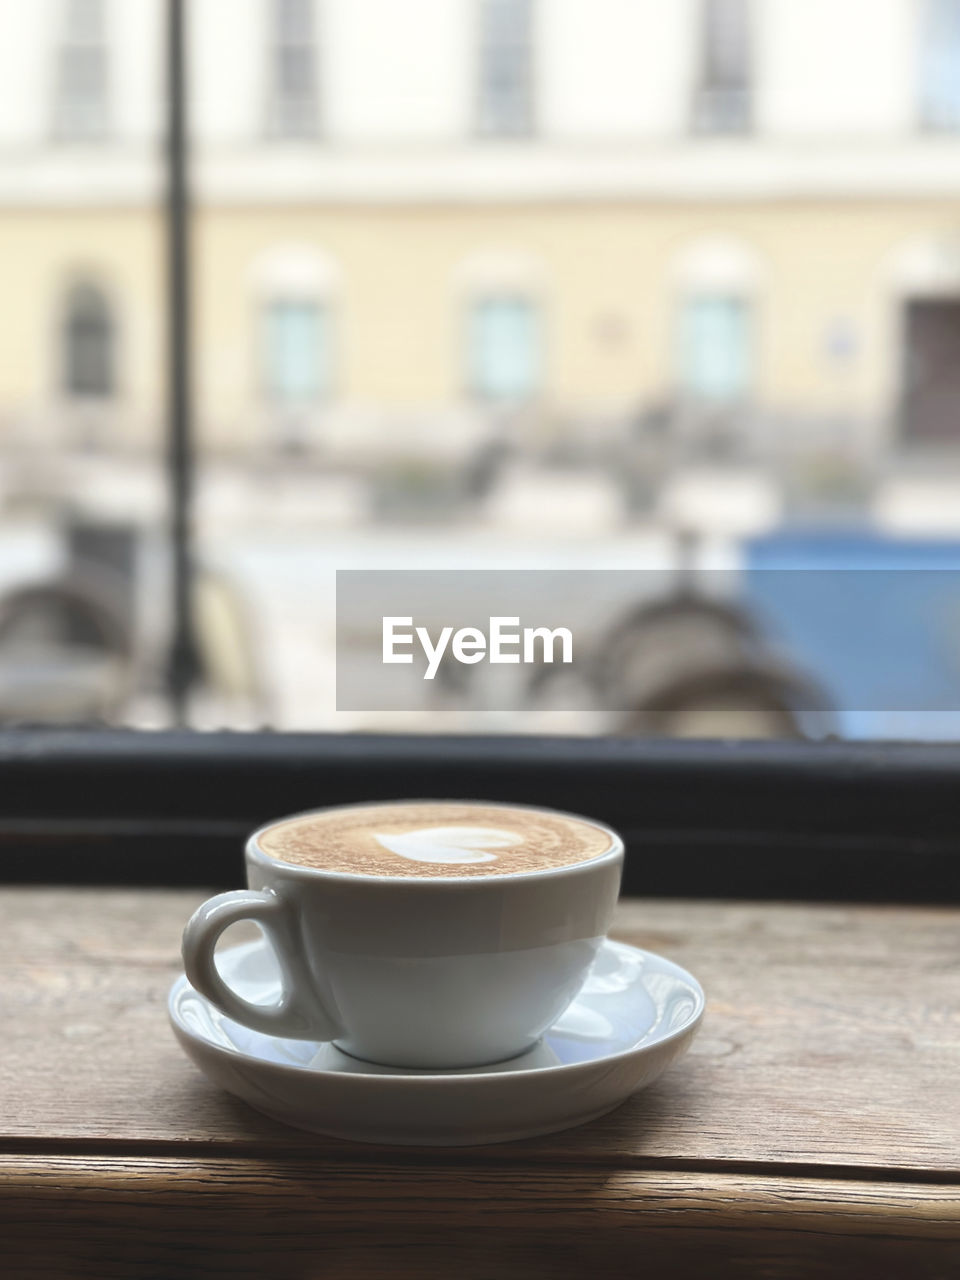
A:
169;937;705;1146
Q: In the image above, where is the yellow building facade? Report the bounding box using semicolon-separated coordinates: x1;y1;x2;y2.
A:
0;198;958;458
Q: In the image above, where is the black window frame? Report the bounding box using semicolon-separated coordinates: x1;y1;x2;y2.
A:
11;6;958;912
1;728;958;903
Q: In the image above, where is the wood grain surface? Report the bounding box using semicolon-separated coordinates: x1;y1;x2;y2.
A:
1;888;959;1278
2;1156;959;1280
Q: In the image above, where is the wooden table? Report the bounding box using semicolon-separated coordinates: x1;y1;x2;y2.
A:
1;889;958;1278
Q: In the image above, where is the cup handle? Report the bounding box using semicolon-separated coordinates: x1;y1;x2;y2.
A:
182;889;342;1041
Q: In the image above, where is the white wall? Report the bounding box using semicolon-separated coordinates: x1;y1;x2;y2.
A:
325;0;470;141
191;0;266;143
541;0;691;139
114;0;163;142
760;0;918;137
0;0;57;145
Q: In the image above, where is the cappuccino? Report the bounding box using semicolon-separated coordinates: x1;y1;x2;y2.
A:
256;801;615;879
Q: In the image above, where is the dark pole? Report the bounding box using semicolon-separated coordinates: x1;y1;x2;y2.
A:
165;0;200;722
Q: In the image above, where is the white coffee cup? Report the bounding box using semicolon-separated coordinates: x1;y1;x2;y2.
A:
181;801;624;1069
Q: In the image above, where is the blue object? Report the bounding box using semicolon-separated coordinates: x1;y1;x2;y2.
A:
744;530;960;738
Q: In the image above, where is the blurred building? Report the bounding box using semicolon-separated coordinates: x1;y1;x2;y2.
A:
1;0;960;528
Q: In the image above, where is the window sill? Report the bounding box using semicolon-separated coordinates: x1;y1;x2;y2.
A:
1;888;957;1276
0;728;957;899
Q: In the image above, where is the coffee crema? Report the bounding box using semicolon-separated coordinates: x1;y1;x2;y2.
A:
256;802;615;878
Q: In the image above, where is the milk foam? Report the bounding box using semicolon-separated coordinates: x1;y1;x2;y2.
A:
373;825;521;865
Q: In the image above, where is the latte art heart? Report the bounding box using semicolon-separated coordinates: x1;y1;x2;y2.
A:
373;826;522;865
257;801;615;877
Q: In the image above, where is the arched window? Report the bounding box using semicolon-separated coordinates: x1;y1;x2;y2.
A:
251;245;338;405
263;299;331;402
672;238;761;402
455;248;545;402
468;297;541;402
679;296;752;401
64;283;114;397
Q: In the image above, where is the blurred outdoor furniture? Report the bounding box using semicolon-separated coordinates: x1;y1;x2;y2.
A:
598;596;835;738
0;579;131;723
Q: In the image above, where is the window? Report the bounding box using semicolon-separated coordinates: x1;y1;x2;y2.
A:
920;0;960;130
53;0;108;141
468;298;540;402
900;299;960;441
263;300;330;402
63;283;114;397
11;0;960;756
268;0;318;138
692;0;751;135
679;297;751;400
477;0;534;137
